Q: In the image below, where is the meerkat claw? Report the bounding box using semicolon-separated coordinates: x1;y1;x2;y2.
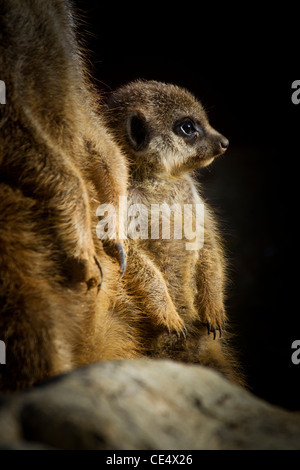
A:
175;328;186;341
102;240;127;277
206;322;221;339
115;242;127;278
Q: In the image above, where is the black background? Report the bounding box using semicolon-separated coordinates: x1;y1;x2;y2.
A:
73;1;300;410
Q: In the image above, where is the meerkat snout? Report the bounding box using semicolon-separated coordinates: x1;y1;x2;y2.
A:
220;136;229;152
203;129;229;162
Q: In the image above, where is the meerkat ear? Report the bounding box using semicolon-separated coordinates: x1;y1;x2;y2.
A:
126;112;150;151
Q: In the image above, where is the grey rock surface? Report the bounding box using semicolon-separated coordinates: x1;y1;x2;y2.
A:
0;358;299;450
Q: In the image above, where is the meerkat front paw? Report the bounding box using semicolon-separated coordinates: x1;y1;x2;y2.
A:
203;306;226;340
165;314;187;340
206;322;222;340
156;301;187;340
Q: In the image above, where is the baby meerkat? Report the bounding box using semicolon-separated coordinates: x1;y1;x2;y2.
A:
104;80;243;383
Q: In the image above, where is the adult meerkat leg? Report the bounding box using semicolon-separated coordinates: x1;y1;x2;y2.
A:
12;137;102;289
84;133;128;276
0;0;103;290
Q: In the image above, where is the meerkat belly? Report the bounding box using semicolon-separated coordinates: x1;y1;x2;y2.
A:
129;180;201;318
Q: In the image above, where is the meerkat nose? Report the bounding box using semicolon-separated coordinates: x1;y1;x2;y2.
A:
220;137;229;152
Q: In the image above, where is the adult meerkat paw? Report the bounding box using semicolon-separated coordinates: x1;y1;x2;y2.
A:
102;239;127;277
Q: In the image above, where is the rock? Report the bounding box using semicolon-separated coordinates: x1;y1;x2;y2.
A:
0;358;299;450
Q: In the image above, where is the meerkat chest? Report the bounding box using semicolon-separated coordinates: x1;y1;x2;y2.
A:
127;178;203;266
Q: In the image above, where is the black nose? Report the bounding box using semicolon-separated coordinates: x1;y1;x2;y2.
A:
220;137;229;152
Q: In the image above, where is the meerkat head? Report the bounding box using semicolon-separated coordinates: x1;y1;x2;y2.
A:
104;80;229;177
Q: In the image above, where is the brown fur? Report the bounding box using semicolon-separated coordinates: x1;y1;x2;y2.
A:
0;0;131;391
104;80;244;384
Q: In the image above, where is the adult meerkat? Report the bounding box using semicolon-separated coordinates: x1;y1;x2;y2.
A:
104;80;242;383
0;0;129;391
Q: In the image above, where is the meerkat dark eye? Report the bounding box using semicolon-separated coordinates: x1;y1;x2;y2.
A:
181;120;195;135
174;118;200;139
